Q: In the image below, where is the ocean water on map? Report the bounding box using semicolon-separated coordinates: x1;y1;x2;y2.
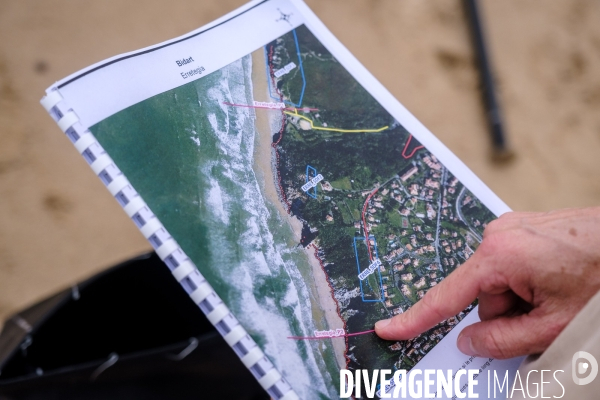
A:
91;55;338;399
193;56;334;398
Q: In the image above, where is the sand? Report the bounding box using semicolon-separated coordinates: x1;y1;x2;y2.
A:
303;247;348;370
250;49;347;370
250;51;293;221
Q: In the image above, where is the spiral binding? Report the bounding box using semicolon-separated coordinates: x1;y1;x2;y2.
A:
41;89;299;400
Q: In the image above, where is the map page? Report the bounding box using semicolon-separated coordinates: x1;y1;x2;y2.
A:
48;0;521;398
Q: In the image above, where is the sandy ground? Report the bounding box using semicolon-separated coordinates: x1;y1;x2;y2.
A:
303;248;348;370
0;0;599;340
250;51;292;221
250;50;347;370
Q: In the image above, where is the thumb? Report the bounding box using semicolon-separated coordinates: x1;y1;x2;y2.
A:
456;313;561;359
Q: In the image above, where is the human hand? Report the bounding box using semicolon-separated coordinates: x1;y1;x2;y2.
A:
374;207;600;359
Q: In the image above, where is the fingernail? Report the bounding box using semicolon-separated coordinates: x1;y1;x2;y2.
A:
457;333;478;356
375;318;391;330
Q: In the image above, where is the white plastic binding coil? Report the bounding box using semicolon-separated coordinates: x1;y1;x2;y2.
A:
40;90;63;112
41;89;298;400
171;260;196;282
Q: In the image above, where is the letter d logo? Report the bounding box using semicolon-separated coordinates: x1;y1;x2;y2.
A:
572;351;598;385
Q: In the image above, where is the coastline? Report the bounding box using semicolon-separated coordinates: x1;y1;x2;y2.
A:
305;244;348;371
250;49;347;371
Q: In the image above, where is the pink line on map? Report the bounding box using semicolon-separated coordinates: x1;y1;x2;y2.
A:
287;329;376;340
402;134;424;159
223;101;319;112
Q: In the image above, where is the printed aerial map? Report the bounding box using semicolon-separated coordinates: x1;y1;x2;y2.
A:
90;25;496;399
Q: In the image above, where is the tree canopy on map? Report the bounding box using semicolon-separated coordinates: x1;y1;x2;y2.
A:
268;25;494;373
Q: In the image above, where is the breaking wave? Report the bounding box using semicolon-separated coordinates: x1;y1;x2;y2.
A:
192;55;334;398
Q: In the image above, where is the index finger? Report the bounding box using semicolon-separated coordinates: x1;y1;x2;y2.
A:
374;253;486;340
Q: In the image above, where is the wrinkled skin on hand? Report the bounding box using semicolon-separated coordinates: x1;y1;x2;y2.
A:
375;207;600;359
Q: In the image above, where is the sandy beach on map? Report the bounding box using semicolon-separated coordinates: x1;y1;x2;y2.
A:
250;49;347;370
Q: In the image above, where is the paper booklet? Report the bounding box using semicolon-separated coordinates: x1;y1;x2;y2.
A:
40;0;521;398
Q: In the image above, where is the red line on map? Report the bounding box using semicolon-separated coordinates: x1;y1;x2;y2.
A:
287;330;375;340
401;134;424;159
222;102;319;112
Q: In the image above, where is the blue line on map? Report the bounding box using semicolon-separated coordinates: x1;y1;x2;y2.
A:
264;29;306;107
306;165;318;199
353;236;385;303
291;29;307;107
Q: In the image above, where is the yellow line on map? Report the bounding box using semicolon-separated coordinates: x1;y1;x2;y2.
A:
284;109;388;133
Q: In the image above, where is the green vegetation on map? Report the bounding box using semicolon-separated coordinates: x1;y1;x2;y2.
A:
269;26;496;373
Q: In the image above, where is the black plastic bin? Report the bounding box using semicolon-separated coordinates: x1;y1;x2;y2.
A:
0;253;268;400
